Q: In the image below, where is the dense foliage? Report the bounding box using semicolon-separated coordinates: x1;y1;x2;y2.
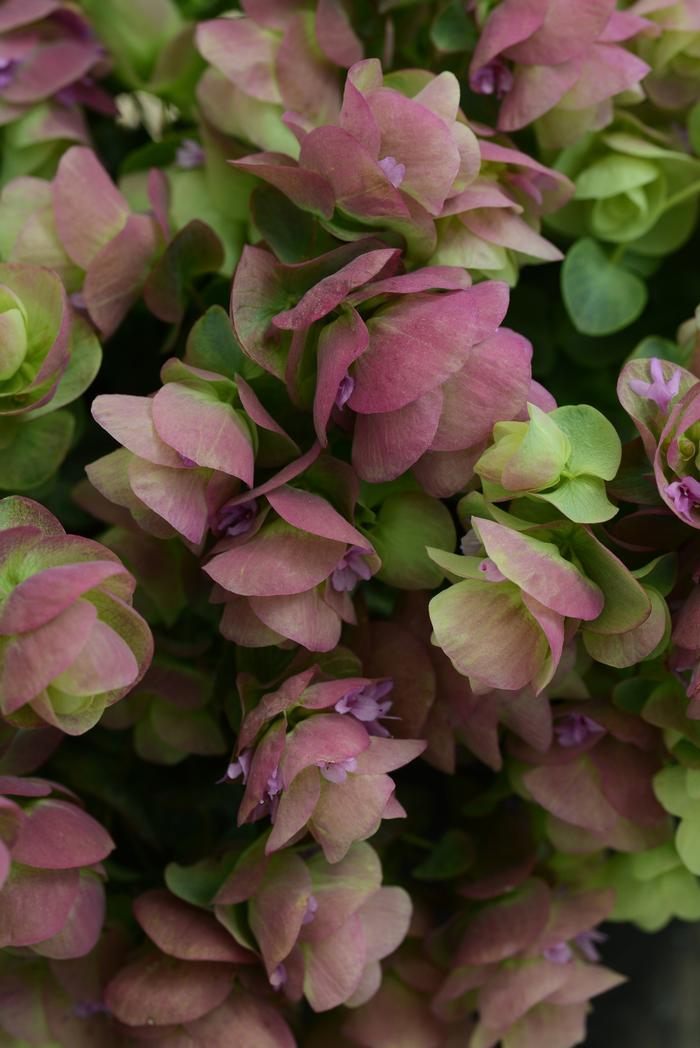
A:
2;1;700;1045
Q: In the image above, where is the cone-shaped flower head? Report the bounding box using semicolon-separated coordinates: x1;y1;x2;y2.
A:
214;838;412;1012
618;355;693;461
206;454;381;652
475;401;622;523
470;0;652;146
231;239;535;491
0;496;153;734
224;667;425;860
196;1;362;153
431;127;573;283
633;0;700;110
643;373;700;527
0;774;114;959
549;124;700;257
428;501;654;692
435;876;622;1047
0;147;163;337
88;356;298;546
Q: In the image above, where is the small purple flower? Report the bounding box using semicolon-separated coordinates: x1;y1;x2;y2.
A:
335;373;355;409
554;714;605;748
176;139;206;170
178;453;198;468
316;756;358;783
265;766;283;798
213;498;258;538
575;927;607;962
301;894;318;925
628;358;681;414
70;291;88;312
665;477;700;522
335;680;394;725
378;155;406;189
220;749;252;784
269;963;287;990
478;558;506;582
0;58;18;91
331;545;372;592
56;76;94;107
471;58;514;99
543;941;573;964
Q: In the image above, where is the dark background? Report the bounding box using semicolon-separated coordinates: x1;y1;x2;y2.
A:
586;922;700;1045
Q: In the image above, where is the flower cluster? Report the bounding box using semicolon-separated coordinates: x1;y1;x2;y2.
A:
2;1;700;1046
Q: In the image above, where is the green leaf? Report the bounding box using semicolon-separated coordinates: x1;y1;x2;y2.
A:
185;305;246;380
413;830;474;880
165;851;240;907
690;99;700;157
29;316;102;417
550;404;621;480
144;219;224;325
371;493;456;589
632;554;677;597
535;474;618;523
654;766;695;819
0;411;74;490
676;817;700;876
583;587;668;667
251;184;319;265
430;1;477;52
568;526;650;634
562;237;647;336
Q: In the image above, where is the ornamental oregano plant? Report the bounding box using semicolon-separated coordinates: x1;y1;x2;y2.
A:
2;2;700;1046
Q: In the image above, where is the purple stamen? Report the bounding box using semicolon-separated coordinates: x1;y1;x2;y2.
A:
378;155;406;189
478;558;506;582
471;58;514;99
176;139;205;170
628;358;681;414
543;941;573;964
335;680;393;722
212;498;258;538
331;545;372;592
575;927;607;962
335;373;355;410
316;756;358;783
554;714;605;748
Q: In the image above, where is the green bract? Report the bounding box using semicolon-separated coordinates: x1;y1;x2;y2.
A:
475;402;622;522
550;126;700;256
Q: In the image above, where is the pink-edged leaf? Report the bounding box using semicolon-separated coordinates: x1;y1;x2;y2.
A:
152;383;253;483
84;213;159;337
350;283;510;414
249;850;312;972
281;713;369;786
309;773;395;863
498;59;582;132
431;328;532;451
144;221;224;325
0;599;97;713
523;760;618;834
0;864;78;947
0;561;124;634
273;248;398;330
457;879;550;965
251;586;343;650
353;737;426;775
127;458;210;545
219;596;285;648
302;911;366;1011
11;798;113;869
234;153;335;220
267;765;321;853
53;147;129;269
314;307;369;444
205;520;345;597
276;11;342;123
90;395;182;467
104;953;233;1026
352;387;443;482
345;265;472;306
479;959;570;1028
134;890;252;963
186;990;296;1048
316;0;363;66
357;885;412;963
196;18;281;102
33;871;105;959
300;126;411;219
267;485;369;547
